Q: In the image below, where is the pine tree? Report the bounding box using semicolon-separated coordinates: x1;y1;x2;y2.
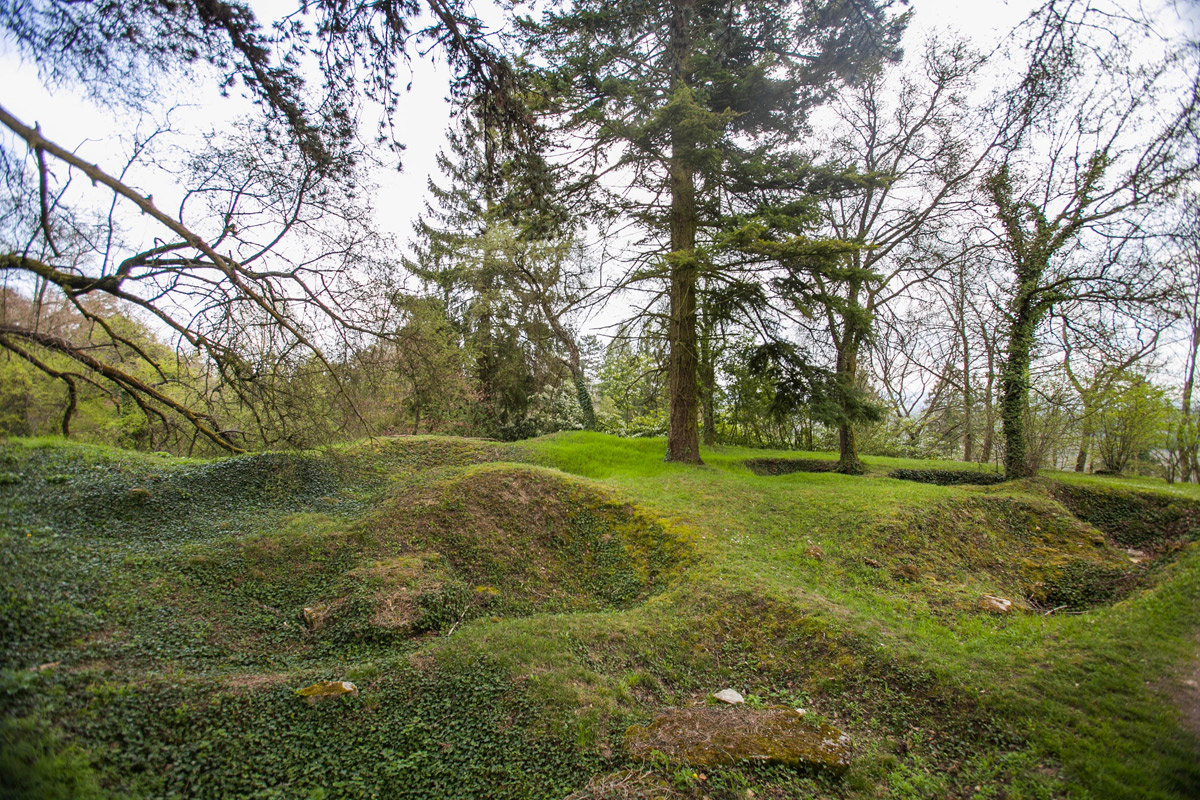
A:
406;107;594;433
524;0;907;463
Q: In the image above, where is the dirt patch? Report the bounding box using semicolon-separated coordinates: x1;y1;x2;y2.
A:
625;706;851;775
564;770;684;800
745;458;839;476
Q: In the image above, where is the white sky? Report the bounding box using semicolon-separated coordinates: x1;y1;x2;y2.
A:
2;0;1197;353
0;0;1051;250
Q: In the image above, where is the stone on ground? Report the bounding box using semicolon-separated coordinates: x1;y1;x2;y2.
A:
625;706;851;775
295;680;358;701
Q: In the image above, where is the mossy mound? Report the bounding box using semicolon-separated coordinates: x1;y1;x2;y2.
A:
0;436;503;544
744;458;839;476
1046;481;1200;551
625;706;851;775
881;494;1138;610
353;465;694;630
174;464;694;649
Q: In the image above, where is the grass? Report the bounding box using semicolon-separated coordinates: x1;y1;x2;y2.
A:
1;431;1198;799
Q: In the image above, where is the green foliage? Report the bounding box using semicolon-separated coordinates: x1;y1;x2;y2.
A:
0;716;107;800
744;458;838;475
1094;375;1173;474
1034;558;1135;610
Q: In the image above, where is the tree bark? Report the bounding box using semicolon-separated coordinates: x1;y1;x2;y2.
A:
664;0;702;464
957;268;974;462
1180;315;1199;482
700;345;716;447
834;277;865;474
1074;413;1093;472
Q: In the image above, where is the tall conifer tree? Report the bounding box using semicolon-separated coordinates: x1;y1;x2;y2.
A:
524;0;907;462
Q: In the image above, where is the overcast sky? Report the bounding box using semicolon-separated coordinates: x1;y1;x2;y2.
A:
0;0;1062;248
2;0;1196;342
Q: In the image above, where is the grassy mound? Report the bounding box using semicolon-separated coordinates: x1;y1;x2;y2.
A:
3;433;1199;800
180;464;694;649
879;492;1139;610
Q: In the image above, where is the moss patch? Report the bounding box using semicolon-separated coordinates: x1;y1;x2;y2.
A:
881;493;1139;610
625;706;851;775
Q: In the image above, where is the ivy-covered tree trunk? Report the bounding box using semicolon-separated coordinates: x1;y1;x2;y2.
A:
572;370;597;431
834;341;864;474
1000;273;1043;479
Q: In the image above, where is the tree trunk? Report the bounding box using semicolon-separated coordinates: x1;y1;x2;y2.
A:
1180;316;1199;482
1001;285;1040;479
980;328;996;464
664;0;701;464
837;424;862;474
700;350;716;446
957;268;973;462
540;297;596;432
1074;413;1093;472
834;279;865;474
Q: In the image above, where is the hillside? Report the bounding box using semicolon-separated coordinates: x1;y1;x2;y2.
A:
1;433;1198;799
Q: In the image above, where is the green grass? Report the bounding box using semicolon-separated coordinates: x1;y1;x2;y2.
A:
1;432;1198;799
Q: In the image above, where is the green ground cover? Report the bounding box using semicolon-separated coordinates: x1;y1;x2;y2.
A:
1;432;1197;799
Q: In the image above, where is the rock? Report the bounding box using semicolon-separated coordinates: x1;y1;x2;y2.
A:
1122;548;1147;564
714;689;745;705
979;594;1013;613
301;606;320;629
295;680;358;701
626;706;851;776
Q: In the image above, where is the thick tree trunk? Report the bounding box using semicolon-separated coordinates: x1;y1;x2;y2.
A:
572;369;596;431
666;239;701;463
837;424;862;474
1001;288;1040;479
664;0;701;464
